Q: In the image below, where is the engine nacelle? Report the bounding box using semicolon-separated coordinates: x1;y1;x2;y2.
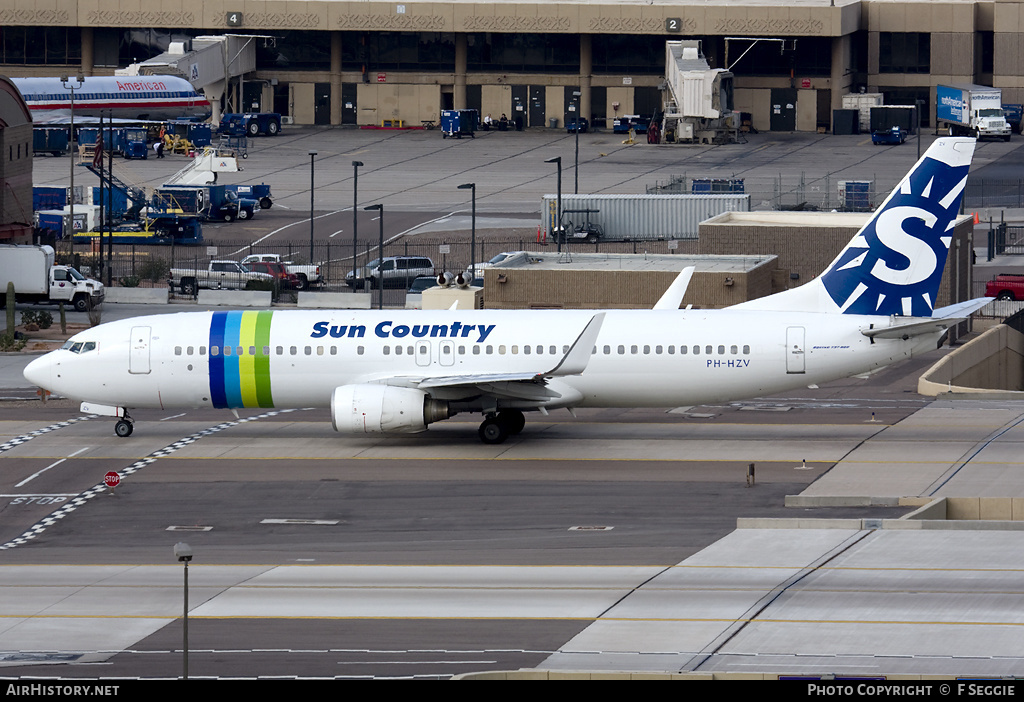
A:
331;384;451;434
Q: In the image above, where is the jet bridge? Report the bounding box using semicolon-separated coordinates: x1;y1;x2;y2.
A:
663;40;738;145
118;34;269;124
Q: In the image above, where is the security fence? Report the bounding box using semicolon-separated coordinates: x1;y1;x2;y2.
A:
648;175;1024;212
51;235;697;295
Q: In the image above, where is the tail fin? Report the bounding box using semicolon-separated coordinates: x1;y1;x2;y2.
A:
734;137;975;316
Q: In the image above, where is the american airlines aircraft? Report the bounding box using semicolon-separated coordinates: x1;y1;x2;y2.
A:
24;138;988;444
12;75;210;121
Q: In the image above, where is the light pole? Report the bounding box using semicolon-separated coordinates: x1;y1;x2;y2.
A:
174;542;193;680
308;150;317;263
458;183;476;278
545;156;562;253
60;74;84;241
352;160;363;291
571;90;581;194
364;204;384;310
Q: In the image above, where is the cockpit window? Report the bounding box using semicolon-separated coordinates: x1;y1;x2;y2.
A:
61;340;97;354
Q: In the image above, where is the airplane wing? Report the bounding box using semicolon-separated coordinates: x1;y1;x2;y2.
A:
365;313;605;402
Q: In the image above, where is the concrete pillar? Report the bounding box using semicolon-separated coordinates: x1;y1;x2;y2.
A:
830;34;852;115
331;32;343;126
579;34;592;122
81;28;94;76
454;34;468;110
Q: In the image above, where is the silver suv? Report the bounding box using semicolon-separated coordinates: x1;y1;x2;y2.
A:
346;256;435;289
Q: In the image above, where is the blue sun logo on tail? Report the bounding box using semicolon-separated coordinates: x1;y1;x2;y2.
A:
821;144;971;317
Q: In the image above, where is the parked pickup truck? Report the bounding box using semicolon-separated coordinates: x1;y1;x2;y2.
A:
169;260;275;296
239;253;323;290
985;273;1024;301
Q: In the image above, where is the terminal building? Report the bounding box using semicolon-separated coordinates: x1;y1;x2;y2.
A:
0;0;1020;132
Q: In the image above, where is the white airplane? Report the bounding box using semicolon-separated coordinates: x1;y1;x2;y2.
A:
12;75;210;122
24;138;989;444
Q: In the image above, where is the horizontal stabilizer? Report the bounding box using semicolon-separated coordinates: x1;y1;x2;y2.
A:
861;318;964;340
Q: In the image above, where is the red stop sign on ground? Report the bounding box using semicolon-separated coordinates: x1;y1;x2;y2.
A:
104;471;120;488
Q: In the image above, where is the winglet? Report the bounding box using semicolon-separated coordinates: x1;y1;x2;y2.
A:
545;312;605;377
653;267;694;310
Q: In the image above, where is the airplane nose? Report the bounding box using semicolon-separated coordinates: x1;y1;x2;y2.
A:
23;353;54;390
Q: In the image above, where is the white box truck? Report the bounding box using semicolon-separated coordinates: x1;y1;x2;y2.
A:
0;245;104;312
936;84;1011;141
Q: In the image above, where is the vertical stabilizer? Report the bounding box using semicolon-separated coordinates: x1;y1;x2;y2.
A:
734;137;975;316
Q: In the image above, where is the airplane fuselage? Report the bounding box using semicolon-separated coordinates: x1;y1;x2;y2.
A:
38;309;935;414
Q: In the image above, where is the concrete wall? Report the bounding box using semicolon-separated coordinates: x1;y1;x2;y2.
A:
918;324;1024;396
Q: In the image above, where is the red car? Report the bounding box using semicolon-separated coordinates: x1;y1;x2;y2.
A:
244;261;300;289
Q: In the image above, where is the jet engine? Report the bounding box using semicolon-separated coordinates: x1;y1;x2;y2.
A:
331;385;452;434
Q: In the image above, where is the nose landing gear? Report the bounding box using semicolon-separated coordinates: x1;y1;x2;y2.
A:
114;413;134;437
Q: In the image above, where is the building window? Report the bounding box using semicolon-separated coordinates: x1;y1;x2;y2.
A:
879;33;930;74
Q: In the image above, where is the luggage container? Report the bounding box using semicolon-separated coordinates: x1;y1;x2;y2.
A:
32;126;69;156
440;109;478;139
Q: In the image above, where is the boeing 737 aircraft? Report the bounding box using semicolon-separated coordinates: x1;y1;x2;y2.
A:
24;138;989;444
12;75;210;121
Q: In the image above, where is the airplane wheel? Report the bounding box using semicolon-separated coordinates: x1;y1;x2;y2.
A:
114;420;133;438
497;409;526;435
478;417;509;444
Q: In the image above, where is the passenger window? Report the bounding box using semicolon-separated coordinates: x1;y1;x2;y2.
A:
499;345;506;354
187;346;194;355
175;346;182;356
630;345;638;354
718;345;725;355
237;346;244;356
304;346;312;355
290;346;297;355
549;346;556;355
199;346;206;355
357;346;365;355
383;346;391;355
224;346;232;356
730;345;738;354
705;345;713;355
743;345;750;354
396;346;403;355
249;346;256;356
523;346;531;355
655;345;662;354
211;346;220;356
263;346;270;356
604;345;610;354
618;345;625;354
644;345;651;354
511;345;518;355
317;346;324;356
693;346;700;355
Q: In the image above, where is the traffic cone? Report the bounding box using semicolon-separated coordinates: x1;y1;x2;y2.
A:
973;212;980;225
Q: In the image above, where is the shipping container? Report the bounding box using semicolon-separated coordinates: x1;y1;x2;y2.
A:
32;126;69;156
33;186;66;212
540;193;750;241
842;93;884;132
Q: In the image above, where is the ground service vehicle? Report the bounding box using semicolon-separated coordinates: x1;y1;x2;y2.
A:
0;245;104;312
872;126;907;145
239;254;321;290
168;261;274;296
154;185;259;222
1003;104;1023;134
985;274;1024;301
936;84;1011;140
218;113;282;137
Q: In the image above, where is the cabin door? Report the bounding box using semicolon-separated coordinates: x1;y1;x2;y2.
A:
129;326;151;375
786;326;805;374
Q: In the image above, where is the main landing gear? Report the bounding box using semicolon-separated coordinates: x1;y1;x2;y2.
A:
478;409;526;444
114;413;134;438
